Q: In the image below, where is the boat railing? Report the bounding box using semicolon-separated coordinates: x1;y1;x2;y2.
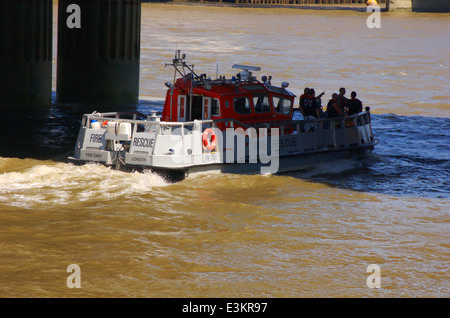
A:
82;110;371;135
220;111;375;152
247;111;372;132
83;109;371;134
81;111;220;138
80;110;374;155
82;111;259;135
214;118;252;129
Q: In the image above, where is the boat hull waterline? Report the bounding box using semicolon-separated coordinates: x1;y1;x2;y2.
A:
69;111;377;180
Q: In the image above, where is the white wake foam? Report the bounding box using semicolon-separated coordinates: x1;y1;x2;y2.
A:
0;162;169;209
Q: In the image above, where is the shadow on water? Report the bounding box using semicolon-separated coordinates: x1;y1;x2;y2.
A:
0;95;163;160
1;107;449;199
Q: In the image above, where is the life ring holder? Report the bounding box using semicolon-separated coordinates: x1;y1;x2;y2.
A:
202;128;217;152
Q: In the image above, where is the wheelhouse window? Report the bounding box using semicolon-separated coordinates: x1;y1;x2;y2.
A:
212;98;220;117
253;95;270;113
273;96;292;115
234;97;251;114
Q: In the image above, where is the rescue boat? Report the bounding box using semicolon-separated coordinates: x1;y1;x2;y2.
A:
70;51;377;180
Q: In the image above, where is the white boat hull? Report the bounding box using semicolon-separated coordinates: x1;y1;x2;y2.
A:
70;111;377;181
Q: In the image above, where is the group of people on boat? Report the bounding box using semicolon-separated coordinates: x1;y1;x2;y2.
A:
297;87;363;120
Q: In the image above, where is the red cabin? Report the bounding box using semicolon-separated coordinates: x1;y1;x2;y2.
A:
161;52;296;130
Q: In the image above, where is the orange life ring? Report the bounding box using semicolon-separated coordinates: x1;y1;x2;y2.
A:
202;128;216;151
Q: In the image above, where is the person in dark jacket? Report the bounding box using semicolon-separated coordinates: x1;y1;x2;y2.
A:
346;91;363;115
298;87;310;116
326;93;345;118
337;87;348;113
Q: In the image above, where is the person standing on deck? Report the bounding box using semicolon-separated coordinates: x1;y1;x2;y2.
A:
337;87;348;116
346;91;363;115
298;87;310;117
302;89;321;132
309;88;325;118
303;91;321;120
327;93;345;118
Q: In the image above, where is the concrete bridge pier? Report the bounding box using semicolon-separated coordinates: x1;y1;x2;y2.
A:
56;0;141;110
0;0;53;112
388;0;450;12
